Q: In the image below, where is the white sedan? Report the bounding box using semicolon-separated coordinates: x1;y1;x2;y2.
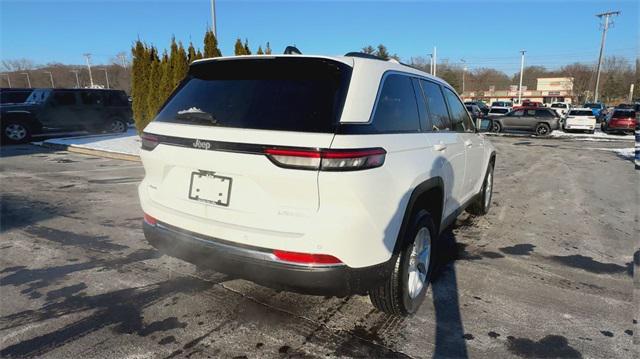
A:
563;108;596;133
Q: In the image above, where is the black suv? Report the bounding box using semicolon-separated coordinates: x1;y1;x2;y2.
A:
1;88;132;143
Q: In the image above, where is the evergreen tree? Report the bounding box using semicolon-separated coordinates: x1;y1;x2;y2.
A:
376;44;390;60
244;38;252;55
131;40;150;131
146;47;161;121
159;50;172;105
196;49;203;60
265;42;272;55
187;42;197;63
257;46;264;55
362;45;376;55
234;38;246;55
172;41;189;88
203;30;222;58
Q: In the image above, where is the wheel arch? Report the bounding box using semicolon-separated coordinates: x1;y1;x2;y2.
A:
392;177;445;256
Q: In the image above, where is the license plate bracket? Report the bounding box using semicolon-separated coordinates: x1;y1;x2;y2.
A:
188;171;232;207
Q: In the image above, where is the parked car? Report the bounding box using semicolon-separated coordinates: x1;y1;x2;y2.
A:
517;100;543;108
583;102;605;118
0;88;33;105
489;107;560;136
139;54;496;316
464;100;490;115
601;109;637;135
487;106;511;116
1;88;132;143
491;101;513;108
563;108;596;133
465;104;484;120
549;102;571;117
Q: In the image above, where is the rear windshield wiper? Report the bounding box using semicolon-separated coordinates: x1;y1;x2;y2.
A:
175;109;216;125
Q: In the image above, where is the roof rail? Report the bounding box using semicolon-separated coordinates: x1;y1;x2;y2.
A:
344;52;384;61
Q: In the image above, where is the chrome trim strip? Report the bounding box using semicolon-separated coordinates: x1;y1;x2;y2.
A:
154;223;346;268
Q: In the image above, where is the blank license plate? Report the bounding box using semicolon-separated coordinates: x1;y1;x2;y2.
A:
188;171;232;207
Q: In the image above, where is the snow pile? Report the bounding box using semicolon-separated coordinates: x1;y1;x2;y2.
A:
550;130;634;141
42;128;140;156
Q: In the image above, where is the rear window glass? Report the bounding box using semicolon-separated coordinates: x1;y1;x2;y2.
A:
105;91;129;106
490;108;509;114
612;110;635;118
52;91;76;106
370;74;420;133
154;58;351;133
80;91;103;105
0;90;32;104
569;110;593;116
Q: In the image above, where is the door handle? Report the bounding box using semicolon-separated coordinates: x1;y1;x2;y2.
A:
433;143;447;152
464;140;473;147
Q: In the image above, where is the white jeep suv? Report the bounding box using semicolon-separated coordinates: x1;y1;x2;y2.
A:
139;54;496;315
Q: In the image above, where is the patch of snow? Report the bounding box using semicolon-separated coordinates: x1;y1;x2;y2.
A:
41;128;140;156
550;130;634;141
178;107;204;114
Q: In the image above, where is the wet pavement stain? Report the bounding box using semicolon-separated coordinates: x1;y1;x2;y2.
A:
488;331;500;339
600;330;614;337
159;335;177;345
506;335;582;358
624;330;633;336
548;255;627;275
462;334;474;340
499;244;535;256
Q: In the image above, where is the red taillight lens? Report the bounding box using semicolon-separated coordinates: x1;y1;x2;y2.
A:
141;133;159;151
273;250;342;265
265;147;386;171
143;213;157;226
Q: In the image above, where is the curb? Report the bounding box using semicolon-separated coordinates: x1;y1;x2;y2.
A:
39;142;141;162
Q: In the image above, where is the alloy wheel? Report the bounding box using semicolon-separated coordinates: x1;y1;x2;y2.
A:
5;124;27;141
407;227;431;299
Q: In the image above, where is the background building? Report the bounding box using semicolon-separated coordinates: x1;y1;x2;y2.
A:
462;77;574;104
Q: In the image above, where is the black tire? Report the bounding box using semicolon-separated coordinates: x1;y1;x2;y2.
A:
1;120;32;144
369;210;436;316
535;123;551;136
467;162;494;216
588;130;595;134
491;120;502;133
106;118;127;133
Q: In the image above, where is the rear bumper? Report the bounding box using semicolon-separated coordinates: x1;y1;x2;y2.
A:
143;221;391;296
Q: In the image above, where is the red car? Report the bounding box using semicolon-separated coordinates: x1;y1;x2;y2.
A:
513;100;544;109
602;109;638;134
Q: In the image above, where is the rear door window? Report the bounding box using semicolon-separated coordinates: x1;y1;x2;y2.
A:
443;87;474;132
535;109;553;117
80;91;103;105
370;74;420;133
52;91;76;106
155;58;351;133
105;91;129;106
419;79;451;131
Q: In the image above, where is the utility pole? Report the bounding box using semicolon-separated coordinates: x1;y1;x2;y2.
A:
210;0;217;38
70;70;80;88
593;11;620;103
118;53;127;67
461;59;466;93
20;72;31;88
103;68;109;89
427;53;433;75
83;53;94;87
2;74;11;88
629;84;635;102
433;46;437;76
518;50;526;104
44;71;54;88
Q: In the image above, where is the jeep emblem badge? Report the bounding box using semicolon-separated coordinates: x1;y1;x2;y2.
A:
192;139;211;150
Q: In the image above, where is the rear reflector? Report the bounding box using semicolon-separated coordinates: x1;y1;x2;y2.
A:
273;250;342;265
265;147;386;171
143;213;157;225
141;133;159;151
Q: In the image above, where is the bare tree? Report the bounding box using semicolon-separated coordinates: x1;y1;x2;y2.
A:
1;58;35;72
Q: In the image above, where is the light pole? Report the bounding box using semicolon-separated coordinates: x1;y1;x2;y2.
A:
210;0;217;37
102;68;109;89
433;46;437;76
44;71;55;88
70;70;80;88
83;53;94;87
461;59;466;93
428;53;433;75
118;53;127;67
517;50;526;104
593;11;620;103
2;73;11;88
20;72;31;88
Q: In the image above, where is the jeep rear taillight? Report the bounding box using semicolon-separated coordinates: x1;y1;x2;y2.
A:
272;250;342;265
265;147;386;171
141;133;159;151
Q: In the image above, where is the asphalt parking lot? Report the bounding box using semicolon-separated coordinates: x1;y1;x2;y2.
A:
0;134;637;358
